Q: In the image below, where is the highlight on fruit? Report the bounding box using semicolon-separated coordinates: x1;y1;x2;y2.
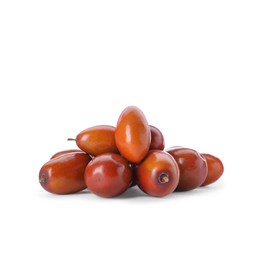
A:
39;106;224;198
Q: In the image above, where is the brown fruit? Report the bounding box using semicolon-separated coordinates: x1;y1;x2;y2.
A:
115;106;151;163
201;153;224;186
84;153;133;198
71;125;118;156
149;125;165;150
166;147;207;191
39;152;92;194
136;150;180;197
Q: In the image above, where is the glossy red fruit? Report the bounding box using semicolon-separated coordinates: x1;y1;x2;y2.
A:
39;152;92;194
50;149;83;159
149;125;165;150
115;106;151;163
85;153;133;198
166;147;207;191
201;153;224;186
136;150;180;197
72;125;118;156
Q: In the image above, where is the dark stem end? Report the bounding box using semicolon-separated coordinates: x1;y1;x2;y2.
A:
39;174;47;185
159;173;170;184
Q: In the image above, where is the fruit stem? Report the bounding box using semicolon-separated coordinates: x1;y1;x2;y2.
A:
159;174;169;183
67;138;76;141
39;175;47;184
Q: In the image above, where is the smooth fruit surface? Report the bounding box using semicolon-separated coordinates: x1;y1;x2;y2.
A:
115;106;151;163
39;152;92;194
201;153;224;186
50;149;83;159
136;150;180;197
167;147;207;191
75;125;117;156
85;153;133;197
149;125;165;150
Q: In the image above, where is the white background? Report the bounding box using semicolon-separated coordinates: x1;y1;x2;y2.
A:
1;1;260;259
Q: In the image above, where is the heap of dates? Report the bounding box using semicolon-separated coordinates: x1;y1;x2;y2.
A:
39;106;224;198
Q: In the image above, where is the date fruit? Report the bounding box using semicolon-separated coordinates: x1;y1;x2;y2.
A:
115;106;151;163
70;125;118;156
39;152;92;194
136;150;180;197
84;153;133;198
166;147;207;191
149;125;165;150
201;153;224;186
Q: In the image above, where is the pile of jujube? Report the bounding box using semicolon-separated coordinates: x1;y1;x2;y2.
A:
39;106;224;198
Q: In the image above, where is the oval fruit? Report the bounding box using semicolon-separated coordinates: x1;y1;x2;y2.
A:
115;106;151;163
50;149;83;159
201;153;224;186
39;152;92;194
166;147;207;191
75;125;118;156
85;153;133;198
149;125;165;150
136;150;180;197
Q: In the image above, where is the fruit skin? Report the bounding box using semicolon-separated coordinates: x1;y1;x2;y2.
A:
85;153;133;198
39;152;92;194
75;125;118;156
149;125;165;150
115;106;151;163
50;149;83;159
201;153;224;186
136;150;180;197
166;147;207;191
